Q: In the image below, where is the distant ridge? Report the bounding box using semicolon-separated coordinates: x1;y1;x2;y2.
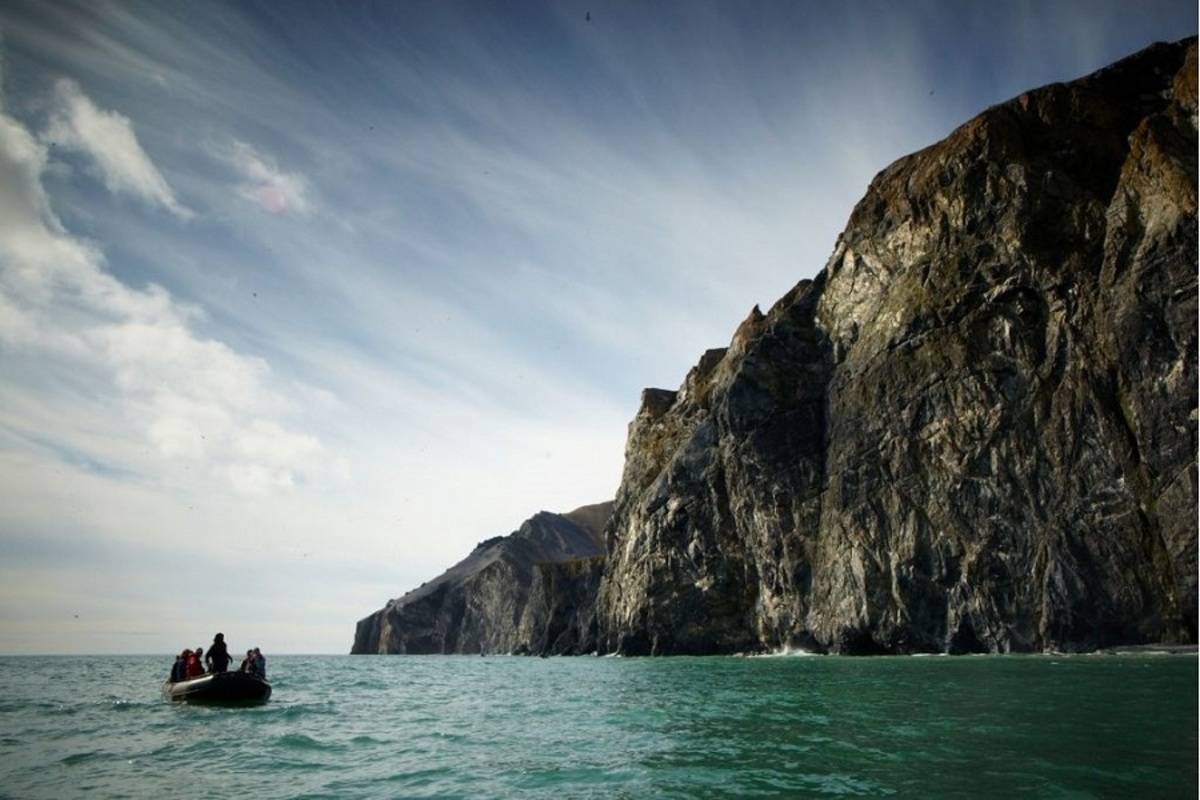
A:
352;502;610;654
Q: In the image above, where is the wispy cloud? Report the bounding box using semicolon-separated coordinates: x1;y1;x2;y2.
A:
222;139;312;216
0;88;331;497
42;77;191;218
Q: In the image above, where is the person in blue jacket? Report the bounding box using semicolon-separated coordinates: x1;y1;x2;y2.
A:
252;648;266;679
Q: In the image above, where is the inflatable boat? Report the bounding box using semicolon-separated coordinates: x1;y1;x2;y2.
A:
163;671;272;704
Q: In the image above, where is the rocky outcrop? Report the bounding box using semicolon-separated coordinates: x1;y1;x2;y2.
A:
351;502;611;654
355;38;1197;657
516;556;605;655
594;37;1197;655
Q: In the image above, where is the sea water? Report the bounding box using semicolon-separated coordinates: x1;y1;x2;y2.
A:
0;653;1194;798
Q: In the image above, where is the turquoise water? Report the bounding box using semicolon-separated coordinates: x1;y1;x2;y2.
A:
0;654;1194;798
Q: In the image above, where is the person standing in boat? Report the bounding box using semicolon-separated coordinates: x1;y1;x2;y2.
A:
170;651;187;682
206;632;231;673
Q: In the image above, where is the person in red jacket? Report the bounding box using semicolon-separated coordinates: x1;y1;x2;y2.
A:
186;647;205;678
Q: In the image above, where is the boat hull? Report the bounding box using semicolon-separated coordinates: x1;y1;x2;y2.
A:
164;671;272;704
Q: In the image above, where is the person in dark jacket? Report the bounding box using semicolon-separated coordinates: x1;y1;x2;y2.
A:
239;650;254;674
206;633;231;673
170;652;187;682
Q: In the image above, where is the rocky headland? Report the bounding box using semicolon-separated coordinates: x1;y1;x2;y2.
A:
353;502;610;654
353;38;1197;656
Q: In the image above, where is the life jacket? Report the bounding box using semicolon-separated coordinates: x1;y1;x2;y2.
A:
185;653;203;678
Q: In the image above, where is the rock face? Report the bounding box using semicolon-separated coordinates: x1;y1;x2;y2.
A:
595;38;1197;655
355;38;1197;656
351;502;611;654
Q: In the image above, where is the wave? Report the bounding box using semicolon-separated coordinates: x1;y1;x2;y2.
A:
274;733;345;752
58;750;102;766
251;702;338;721
348;734;388;746
753;645;821;657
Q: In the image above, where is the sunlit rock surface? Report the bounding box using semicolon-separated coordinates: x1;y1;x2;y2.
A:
594;38;1197;655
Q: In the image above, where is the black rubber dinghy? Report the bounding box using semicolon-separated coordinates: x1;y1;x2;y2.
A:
164;671;272;704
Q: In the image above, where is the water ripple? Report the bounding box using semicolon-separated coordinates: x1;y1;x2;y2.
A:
0;654;1193;798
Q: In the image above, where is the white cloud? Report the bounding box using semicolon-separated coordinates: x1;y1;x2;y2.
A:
42;78;192;218
223;139;312;216
0;89;330;496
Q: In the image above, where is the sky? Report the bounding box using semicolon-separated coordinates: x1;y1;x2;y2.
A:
0;1;1194;655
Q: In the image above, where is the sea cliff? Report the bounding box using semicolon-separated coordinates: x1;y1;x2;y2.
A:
354;38;1197;656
